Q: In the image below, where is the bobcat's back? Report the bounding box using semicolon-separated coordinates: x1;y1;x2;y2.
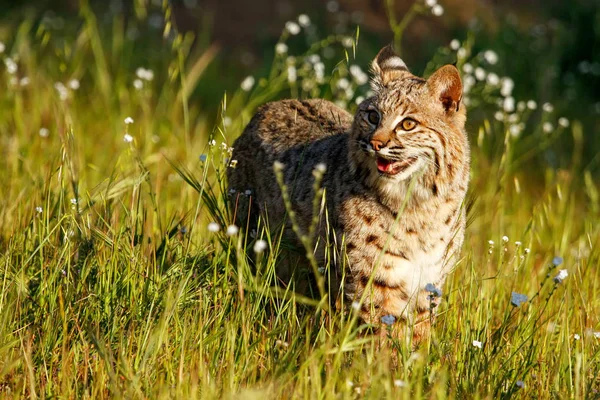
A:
227;99;352;234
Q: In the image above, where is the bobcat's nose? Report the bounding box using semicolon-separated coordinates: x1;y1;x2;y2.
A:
370;139;387;151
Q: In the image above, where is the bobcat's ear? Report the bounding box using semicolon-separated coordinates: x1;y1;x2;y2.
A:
370;45;410;91
427;65;463;114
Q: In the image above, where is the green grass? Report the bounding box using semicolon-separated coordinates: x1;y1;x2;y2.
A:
0;4;599;399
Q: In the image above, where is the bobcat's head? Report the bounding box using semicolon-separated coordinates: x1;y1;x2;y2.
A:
350;45;470;204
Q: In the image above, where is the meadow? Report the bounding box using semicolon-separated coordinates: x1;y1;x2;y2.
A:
0;1;599;398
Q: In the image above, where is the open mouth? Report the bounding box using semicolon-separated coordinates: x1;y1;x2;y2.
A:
376;156;418;175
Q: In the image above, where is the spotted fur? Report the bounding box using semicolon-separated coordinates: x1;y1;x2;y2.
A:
227;45;470;340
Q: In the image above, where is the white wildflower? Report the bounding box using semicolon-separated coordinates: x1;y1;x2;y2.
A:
393;379;406;388
275;43;288;54
527;100;537;110
553;269;568;284
558;117;569;128
431;4;444;16
594;332;600;339
463;75;475;93
315;163;327;173
355;96;365;105
524;248;530;254
54;82;68;100
240;76;255;92
462;63;473;74
307;54;320;64
226;225;239;236
503;97;515;112
500;77;514;97
342;36;354;48
494;111;504;122
336;78;350;90
208;139;216;147
314;61;325;82
207;222;220;232
68;79;80;90
517;101;526;111
509;125;522;138
516;381;525;389
70;198;78;205
123;133;133;143
5;57;17;74
287;66;297;83
457;48;467;59
486;72;499;86
474;67;486;81
574;333;581;340
425;0;437;7
133;79;144;90
136;67;154;81
488;240;495;246
543;122;553;133
542;102;554;113
298;14;311;27
502;235;509;243
124;117;134;124
483;50;498;65
229;159;238;168
450;39;460;50
285;21;301;35
515;241;522;246
39;128;50;138
253;239;268;254
349;65;368;85
35;206;43;214
20;77;30;86
472;340;483;349
346;87;356;101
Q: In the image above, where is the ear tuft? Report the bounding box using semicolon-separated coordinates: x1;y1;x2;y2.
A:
427;65;463;113
371;45;410;90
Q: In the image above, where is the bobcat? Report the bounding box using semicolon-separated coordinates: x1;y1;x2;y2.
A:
227;45;470;340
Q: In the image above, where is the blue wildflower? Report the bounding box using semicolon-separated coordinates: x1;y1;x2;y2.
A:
381;315;396;326
425;283;442;298
552;256;563;266
511;292;528;307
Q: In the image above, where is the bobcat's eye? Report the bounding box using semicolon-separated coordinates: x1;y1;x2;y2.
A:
399;118;417;131
366;110;380;126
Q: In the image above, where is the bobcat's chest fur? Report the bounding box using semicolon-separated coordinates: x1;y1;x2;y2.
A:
338;184;464;321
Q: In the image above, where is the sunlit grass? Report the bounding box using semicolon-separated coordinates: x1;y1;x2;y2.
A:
0;4;599;399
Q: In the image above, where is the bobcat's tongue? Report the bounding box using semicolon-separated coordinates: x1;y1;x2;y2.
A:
376;157;396;174
376;156;417;175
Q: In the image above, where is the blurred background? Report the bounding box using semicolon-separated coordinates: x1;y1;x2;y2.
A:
0;0;599;177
